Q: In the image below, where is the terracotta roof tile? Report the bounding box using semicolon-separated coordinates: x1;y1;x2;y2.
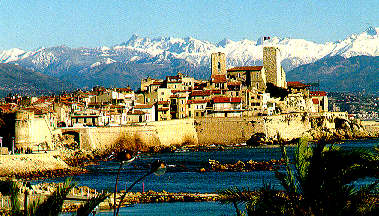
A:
287;81;310;88
211;75;227;83
187;99;209;104
158;101;170;105
227;82;241;86
158;107;169;111
310;91;327;96
213;96;242;103
191;90;211;97
127;110;146;115
134;104;153;109
227;66;263;72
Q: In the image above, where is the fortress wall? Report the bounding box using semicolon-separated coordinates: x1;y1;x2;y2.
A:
195;117;263;145
147;118;198;146
263;113;312;141
75;126;157;151
26;112;360;153
15;111;59;151
68;119;198;151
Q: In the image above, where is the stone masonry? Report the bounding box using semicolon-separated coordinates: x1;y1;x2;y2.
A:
211;52;226;76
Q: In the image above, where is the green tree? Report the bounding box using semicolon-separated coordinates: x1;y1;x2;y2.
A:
0;178;109;216
219;137;379;215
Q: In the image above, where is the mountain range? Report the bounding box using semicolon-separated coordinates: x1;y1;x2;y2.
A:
0;27;378;94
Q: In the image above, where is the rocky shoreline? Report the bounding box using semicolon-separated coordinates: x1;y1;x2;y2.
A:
201;159;285;172
0;182;219;213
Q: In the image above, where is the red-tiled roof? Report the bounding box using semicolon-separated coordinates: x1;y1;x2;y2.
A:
211;90;222;94
211;75;227;83
134;104;153;109
171;90;189;93
152;81;163;85
115;88;133;92
312;98;319;104
158;107;169;111
227;82;241;86
158;101;170;105
167;75;181;80
213;96;242;103
287;81;309;88
191;90;211;97
310;91;327;96
127;110;146;115
187;99;209;104
227;66;263;72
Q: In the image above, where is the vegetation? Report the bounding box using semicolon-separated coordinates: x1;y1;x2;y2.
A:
219;137;379;215
265;83;289;100
0;178;109;216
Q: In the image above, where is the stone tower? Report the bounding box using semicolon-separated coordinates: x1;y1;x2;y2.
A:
263;47;286;88
211;52;226;76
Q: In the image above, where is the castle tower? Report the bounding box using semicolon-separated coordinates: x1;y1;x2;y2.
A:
263;47;286;88
211;52;226;76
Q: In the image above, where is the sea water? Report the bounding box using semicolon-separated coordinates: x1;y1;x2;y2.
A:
48;139;377;215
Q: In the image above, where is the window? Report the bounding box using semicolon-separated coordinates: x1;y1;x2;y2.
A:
256;83;259;89
218;62;221;71
256;73;259;79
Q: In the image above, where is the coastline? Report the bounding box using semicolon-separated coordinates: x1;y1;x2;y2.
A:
0;151;86;180
0;116;377;180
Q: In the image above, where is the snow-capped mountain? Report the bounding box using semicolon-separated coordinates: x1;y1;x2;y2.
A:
0;27;378;90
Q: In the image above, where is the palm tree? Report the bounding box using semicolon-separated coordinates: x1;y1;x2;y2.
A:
219;137;379;216
0;178;109;216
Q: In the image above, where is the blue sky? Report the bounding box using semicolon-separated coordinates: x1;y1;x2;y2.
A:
0;0;378;50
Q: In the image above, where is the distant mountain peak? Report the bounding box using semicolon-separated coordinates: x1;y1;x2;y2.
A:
217;38;233;47
365;26;378;36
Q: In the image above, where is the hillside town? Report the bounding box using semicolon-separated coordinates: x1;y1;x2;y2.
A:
0;47;328;128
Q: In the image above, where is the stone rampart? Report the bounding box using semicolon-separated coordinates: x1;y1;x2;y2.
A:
16;112;368;152
194;117;263;145
15;111;60;151
263;113;311;141
61;118;198;151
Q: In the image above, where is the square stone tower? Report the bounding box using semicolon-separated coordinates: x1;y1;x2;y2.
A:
211;52;226;76
263;47;286;88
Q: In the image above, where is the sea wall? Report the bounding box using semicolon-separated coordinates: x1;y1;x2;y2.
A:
263;113;312;141
15;111;372;153
61;118;198;151
194;117;262;145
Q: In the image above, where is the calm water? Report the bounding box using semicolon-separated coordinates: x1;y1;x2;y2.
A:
46;139;378;216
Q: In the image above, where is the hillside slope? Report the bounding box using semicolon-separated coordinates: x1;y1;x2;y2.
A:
287;56;379;93
0;63;73;96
